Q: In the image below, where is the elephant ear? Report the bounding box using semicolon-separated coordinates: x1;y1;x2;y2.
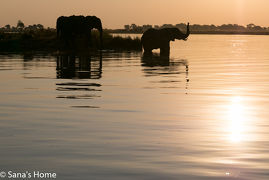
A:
86;16;102;31
166;28;177;41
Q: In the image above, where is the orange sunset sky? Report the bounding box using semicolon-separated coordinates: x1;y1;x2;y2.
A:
0;0;269;28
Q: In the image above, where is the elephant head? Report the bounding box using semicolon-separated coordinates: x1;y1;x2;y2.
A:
56;16;68;39
165;23;190;41
85;16;103;49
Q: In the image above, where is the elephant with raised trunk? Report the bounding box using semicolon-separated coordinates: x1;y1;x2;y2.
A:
56;15;103;50
141;23;190;57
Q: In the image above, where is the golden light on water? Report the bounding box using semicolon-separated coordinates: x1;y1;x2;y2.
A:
227;96;248;143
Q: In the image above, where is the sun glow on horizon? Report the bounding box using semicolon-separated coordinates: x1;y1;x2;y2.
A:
1;0;269;28
235;0;245;25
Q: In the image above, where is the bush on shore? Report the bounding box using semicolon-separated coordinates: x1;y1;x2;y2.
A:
0;30;142;52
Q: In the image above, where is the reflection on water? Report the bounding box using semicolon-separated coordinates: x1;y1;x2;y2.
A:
1;35;269;179
56;53;102;79
227;96;247;143
141;54;188;76
142;53;189;92
23;53;34;62
56;53;103;106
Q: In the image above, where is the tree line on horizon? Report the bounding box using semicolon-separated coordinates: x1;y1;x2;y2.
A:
110;23;269;33
0;20;55;32
1;20;269;34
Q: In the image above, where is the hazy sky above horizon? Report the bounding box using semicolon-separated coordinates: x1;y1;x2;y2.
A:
1;0;269;28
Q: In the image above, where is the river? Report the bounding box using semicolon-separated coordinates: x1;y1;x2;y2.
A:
1;34;269;179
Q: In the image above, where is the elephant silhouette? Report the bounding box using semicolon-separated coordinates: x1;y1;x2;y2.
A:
56;15;103;50
141;23;190;57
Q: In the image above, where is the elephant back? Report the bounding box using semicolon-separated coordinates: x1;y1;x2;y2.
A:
141;28;159;43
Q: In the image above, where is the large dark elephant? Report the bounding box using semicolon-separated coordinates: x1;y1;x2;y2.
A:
141;23;190;57
56;15;103;49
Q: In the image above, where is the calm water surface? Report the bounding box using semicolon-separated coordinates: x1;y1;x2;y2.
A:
1;35;269;180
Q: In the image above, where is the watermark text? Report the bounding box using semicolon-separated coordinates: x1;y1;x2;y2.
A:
0;171;57;179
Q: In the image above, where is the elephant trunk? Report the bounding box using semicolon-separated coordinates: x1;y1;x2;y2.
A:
183;23;190;40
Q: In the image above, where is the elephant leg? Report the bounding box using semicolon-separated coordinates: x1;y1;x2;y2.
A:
87;33;92;48
63;38;69;50
160;42;170;57
64;38;70;50
143;47;153;56
160;48;169;57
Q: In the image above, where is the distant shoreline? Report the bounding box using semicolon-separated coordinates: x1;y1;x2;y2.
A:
109;30;269;36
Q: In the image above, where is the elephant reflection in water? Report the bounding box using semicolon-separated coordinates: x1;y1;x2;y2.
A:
142;53;188;69
56;15;103;50
141;53;189;94
141;23;190;57
141;54;189;91
56;54;102;79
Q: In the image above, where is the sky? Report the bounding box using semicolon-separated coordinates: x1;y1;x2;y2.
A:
1;0;269;29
